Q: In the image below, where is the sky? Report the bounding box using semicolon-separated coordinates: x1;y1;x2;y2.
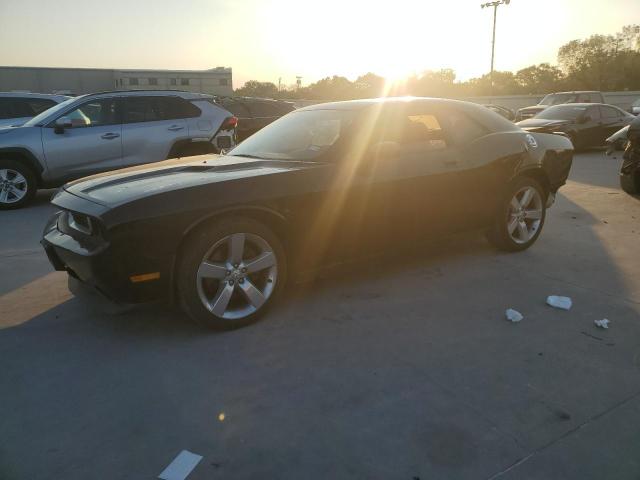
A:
0;0;638;88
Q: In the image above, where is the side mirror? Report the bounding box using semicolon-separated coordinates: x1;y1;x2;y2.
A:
54;116;72;134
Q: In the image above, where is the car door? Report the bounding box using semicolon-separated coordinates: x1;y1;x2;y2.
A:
600;106;628;141
41;97;123;182
363;104;467;237
121;95;189;166
576;105;602;147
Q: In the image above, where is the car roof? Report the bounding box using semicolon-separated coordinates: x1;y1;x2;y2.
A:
77;90;213;100
0;92;70;101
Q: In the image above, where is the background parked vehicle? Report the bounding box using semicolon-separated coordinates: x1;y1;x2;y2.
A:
629;98;640;116
517;103;634;150
41;98;573;330
0;90;236;209
515;91;605;122
483;104;515;121
0;92;70;127
607;116;640;195
214;96;295;142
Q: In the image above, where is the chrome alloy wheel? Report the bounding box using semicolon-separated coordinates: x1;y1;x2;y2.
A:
507;186;543;244
196;233;278;320
0;169;28;204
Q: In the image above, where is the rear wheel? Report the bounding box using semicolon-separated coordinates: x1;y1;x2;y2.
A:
486;176;547;252
177;217;287;329
0;160;37;210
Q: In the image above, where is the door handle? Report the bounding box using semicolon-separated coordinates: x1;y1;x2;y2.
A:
101;133;120;140
168;125;184;131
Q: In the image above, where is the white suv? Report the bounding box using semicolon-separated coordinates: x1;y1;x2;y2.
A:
0;90;236;208
0;92;70;128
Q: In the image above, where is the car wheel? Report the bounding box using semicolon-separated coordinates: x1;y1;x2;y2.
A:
0;160;37;210
177;217;287;329
486;176;547;252
620;171;639;195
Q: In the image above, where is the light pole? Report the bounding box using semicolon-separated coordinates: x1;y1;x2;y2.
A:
480;0;510;95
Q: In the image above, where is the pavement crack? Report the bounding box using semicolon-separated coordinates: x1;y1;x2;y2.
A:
485;389;640;479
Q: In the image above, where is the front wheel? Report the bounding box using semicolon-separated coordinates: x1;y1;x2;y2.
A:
177;217;287;329
0;160;37;209
486;177;547;252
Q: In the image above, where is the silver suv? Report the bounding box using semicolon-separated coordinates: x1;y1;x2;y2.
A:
0;90;236;209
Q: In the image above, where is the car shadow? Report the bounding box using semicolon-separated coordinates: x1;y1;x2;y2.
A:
1;180;639;479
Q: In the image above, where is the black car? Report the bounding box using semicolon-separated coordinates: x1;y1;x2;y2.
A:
515;91;605;122
483;104;515;121
215;96;296;143
42;98;573;329
517;103;635;150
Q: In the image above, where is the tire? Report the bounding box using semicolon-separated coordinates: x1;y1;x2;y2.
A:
620;172;639;195
0;159;37;209
486;176;547;252
177;216;287;330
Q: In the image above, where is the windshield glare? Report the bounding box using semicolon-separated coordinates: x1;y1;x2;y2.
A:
228;109;356;161
535;105;587;120
23;97;78;126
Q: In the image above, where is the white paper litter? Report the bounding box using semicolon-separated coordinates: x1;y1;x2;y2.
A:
594;319;610;329
505;308;523;322
546;295;572;310
159;450;203;480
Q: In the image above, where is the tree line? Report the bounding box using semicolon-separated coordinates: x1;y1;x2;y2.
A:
235;25;640;100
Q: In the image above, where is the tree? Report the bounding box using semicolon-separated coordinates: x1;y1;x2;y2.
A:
515;63;565;94
235;80;279;98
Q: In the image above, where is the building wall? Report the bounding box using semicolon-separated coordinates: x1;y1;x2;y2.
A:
113;68;233;96
0;67;114;95
0;66;233;96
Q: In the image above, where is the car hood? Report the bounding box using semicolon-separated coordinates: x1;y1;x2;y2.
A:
516;118;572;129
63;154;325;207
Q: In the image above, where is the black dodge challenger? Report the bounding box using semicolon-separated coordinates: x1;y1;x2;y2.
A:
42;98;573;329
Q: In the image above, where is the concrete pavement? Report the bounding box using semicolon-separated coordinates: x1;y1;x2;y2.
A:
1;151;639;479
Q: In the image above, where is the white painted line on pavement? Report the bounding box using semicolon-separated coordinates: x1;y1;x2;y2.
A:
158;450;203;480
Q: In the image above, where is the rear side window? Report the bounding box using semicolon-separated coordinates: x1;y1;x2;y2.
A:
601;106;621;119
11;100;36;117
124;96;200;123
443;109;488;145
587;106;601;120
25;98;56;115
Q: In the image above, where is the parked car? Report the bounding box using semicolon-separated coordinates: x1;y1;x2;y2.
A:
629;98;640;116
0;90;236;208
516;103;635;149
42;97;573;329
606;117;640;195
483;104;515;121
0;92;70;127
515;91;605;122
214;96;295;142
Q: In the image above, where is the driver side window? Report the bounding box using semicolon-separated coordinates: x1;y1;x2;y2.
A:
61;98;120;128
376;110;448;153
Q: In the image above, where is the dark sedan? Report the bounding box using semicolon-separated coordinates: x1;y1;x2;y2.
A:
517;103;635;150
483;104;515;121
42;98;573;329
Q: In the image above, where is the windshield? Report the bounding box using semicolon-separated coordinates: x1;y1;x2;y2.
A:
228;109;356;161
539;93;576;106
534;105;588;120
23;97;78;126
